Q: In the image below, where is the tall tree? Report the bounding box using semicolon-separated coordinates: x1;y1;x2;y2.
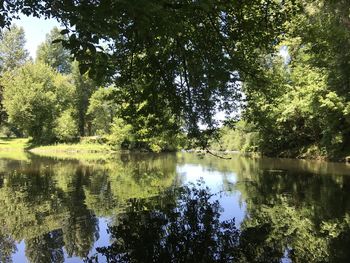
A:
71;61;97;136
0;24;29;126
36;26;72;74
0;24;28;73
37;28;98;136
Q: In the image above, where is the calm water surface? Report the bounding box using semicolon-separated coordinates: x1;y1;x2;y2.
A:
1;152;350;262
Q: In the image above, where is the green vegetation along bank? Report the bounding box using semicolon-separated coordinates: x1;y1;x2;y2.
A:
0;137;111;155
1;1;350;160
0;26;185;152
210;2;350;161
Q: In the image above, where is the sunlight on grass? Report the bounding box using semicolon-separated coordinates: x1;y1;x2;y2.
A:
31;150;115;162
0;138;113;161
0;138;30;160
0;138;30;150
30;142;112;153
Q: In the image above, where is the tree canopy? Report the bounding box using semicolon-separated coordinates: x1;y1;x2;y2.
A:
0;0;301;146
1;62;76;143
1;1;349;158
0;24;29;127
36;26;72;74
0;24;28;73
205;0;350;159
236;0;350;159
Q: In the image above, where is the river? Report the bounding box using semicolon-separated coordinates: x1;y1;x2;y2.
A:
1;152;350;262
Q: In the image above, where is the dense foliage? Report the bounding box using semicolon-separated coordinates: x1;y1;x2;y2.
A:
0;1;349;157
0;26;184;150
211;1;350;159
0;0;301;148
36;27;72;74
0;24;29;127
1;62;76;143
0;24;28;73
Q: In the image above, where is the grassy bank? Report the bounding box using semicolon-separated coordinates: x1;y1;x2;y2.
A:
29;142;111;153
0;138;30;150
0;138;31;160
0;137;113;154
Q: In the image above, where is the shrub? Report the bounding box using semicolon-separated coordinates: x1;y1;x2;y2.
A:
1;125;12;138
107;118;133;149
54;109;78;142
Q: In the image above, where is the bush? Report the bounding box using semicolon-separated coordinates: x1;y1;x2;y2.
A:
1;125;12;138
107;118;133;149
210;121;259;152
53;109;78;142
80;136;107;144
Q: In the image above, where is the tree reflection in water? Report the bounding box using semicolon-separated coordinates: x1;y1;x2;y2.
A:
2;154;350;262
87;181;283;263
0;229;16;263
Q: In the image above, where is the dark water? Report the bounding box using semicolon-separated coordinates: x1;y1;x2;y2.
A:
1;152;350;262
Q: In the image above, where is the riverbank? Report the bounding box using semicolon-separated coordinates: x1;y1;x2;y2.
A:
0;138;30;151
0;137;113;153
0;137;349;163
205;147;350;163
30;142;112;153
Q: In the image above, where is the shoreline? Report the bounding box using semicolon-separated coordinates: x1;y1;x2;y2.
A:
0;138;349;164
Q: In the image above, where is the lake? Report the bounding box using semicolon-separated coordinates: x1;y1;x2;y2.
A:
1;152;350;262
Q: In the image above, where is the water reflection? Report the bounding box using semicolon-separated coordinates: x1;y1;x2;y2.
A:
0;153;349;262
236;168;350;263
87;182;240;263
0;153;179;262
86;181;293;263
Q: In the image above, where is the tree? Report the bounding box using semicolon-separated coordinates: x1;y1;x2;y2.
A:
71;61;97;136
37;31;98;137
87;86;119;135
1;62;76;143
0;1;301;145
290;0;350;157
240;0;350;159
36;27;72;74
53;109;78;142
0;24;28;73
0;24;29;126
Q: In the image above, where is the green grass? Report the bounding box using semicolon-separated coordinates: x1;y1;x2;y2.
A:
0;137;30;150
29;142;112;153
0;137;114;161
29;151;115;162
0;138;31;160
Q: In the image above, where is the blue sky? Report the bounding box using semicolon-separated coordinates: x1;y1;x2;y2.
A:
13;15;60;59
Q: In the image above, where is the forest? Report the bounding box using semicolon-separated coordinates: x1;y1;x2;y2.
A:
0;0;349;160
